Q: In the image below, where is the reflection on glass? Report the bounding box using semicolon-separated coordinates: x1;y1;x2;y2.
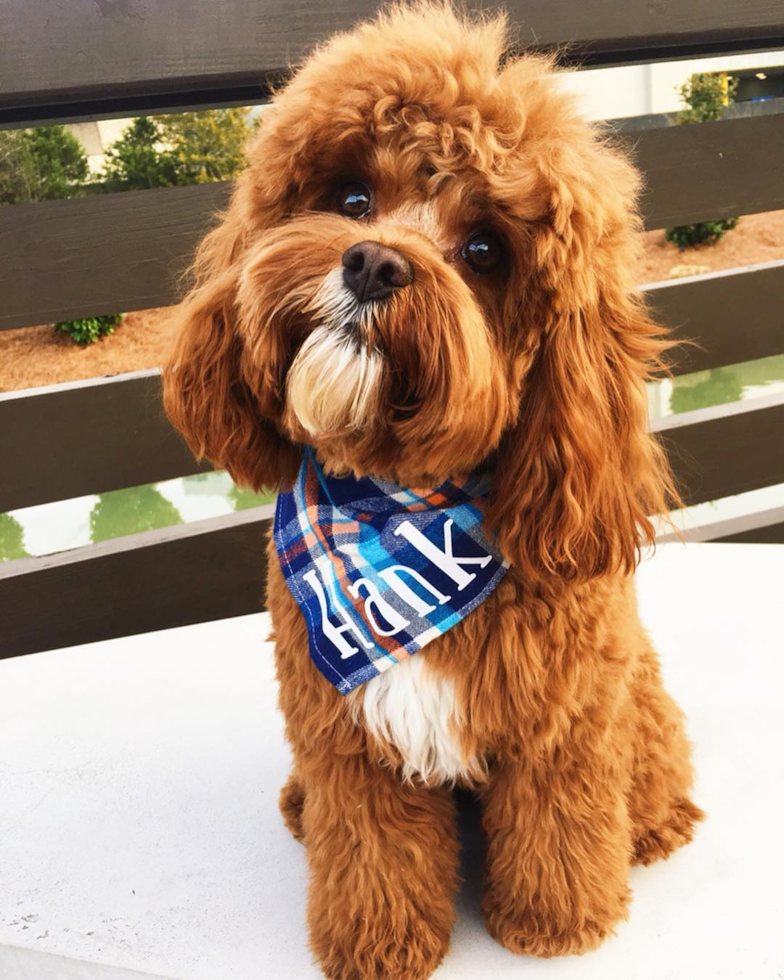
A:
90;486;184;543
0;512;29;561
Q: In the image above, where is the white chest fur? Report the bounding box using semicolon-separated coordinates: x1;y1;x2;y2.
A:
358;656;479;785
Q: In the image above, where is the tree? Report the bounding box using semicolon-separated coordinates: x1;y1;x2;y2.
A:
153;108;252;184
90;485;183;543
0;130;38;205
0;513;29;562
99;116;180;192
96;109;252;192
665;72;739;250
0;125;88;205
228;485;276;511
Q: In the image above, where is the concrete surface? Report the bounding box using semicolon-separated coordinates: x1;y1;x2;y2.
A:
1;542;782;979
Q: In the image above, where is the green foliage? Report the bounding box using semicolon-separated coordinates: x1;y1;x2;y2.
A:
228;485;276;511
676;72;739;124
90;485;183;543
152;108;252;184
55;313;123;346
0;513;29;562
26;125;89;199
99;117;180;192
97;109;252;192
669;367;743;415
664;218;738;250
0;125;88;205
667;72;739;249
0;130;38;205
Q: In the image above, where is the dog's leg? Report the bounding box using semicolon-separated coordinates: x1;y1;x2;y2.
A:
480;753;632;957
628;648;704;866
302;756;458;980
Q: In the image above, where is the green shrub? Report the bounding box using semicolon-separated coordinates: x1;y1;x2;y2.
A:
55;313;123;345
676;72;738;124
666;72;739;249
665;218;738;250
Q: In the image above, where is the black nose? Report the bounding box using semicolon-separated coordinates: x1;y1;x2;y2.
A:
342;241;413;302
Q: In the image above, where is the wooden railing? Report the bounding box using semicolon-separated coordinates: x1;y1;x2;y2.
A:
1;0;783;659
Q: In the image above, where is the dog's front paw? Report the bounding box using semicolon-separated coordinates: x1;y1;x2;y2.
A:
279;772;306;841
483;887;630;958
633;797;704;866
311;914;450;980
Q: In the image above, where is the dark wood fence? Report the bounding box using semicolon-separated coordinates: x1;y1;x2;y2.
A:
1;0;783;658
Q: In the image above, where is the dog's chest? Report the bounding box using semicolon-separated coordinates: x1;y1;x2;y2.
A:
357;655;479;785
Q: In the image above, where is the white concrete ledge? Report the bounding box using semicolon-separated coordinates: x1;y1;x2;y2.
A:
1;542;782;979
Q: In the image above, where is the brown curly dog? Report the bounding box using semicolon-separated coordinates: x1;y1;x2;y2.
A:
163;4;703;977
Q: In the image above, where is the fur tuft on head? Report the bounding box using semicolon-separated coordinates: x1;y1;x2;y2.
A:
163;0;677;579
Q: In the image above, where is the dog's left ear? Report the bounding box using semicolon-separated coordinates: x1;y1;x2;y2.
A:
487;131;676;582
162;194;302;493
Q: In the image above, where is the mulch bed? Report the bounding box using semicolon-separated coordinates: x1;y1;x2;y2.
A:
2;210;783;393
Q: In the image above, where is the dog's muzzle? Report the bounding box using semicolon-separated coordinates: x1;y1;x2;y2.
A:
342;241;413;303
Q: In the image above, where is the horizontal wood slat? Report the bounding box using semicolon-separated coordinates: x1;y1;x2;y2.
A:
0;507;274;660
632;112;784;229
652;391;784;507
2;392;783;658
2;112;783;332
3;481;784;662
714;510;784;544
0;183;230;332
645;259;784;376
3;1;784;125
657;505;784;544
0;370;212;514
3;367;783;515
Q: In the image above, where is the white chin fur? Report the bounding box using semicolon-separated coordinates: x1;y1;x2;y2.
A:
287;270;383;437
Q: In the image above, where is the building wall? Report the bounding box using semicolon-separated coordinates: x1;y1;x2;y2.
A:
560;50;784;120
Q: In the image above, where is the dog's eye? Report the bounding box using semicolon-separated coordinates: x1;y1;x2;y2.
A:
461;232;503;274
337;182;372;218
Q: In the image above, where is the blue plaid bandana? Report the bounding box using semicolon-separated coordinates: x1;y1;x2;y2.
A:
273;449;509;694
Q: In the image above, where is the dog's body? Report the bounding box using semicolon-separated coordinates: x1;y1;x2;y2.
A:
271;537;701;975
164;4;702;976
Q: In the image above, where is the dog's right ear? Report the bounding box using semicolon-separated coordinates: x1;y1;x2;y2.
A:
162;212;302;493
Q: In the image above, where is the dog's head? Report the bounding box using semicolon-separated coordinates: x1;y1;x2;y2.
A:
163;2;675;582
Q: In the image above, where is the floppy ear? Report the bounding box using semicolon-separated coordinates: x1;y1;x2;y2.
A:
487;128;677;581
162;206;301;492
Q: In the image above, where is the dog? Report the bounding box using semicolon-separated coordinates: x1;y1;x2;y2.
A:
163;4;703;977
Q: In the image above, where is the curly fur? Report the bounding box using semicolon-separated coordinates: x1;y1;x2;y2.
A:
163;4;703;976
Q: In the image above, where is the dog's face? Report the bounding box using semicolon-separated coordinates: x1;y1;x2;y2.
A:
164;4;674;581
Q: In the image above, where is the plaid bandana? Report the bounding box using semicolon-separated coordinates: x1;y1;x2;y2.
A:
273;449;509;694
